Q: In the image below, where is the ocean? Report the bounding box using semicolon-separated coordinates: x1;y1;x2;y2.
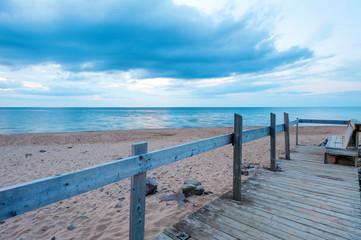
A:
1;107;360;134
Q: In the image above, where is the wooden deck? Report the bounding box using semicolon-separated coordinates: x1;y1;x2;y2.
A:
155;146;361;240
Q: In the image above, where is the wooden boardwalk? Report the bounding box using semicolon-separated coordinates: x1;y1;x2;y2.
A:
155;146;361;240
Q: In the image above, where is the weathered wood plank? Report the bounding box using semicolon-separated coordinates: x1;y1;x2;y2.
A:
275;123;285;134
163;226;196;240
245;178;361;213
284;112;290;160
298;119;349;125
214;198;342;240
326;148;358;156
242;126;270;143
270;113;276;171
242;189;361;233
189;207;259;240
144;133;233;171
204;203;296;239
289;119;299;126
183;216;237;240
152;233;174;240
233;113;242;201
258;167;359;193
253;173;361;203
129;142;147;240
256;170;359;197
267;168;359;189
243;195;361;238
296;119;299;145
197;205;281;240
172;219;218;240
253;167;358;195
276;162;358;181
241;186;361;224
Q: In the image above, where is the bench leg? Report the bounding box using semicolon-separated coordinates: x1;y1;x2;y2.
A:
353;156;358;167
324;153;336;164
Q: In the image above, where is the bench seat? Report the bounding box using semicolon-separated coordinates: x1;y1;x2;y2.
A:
324;120;360;167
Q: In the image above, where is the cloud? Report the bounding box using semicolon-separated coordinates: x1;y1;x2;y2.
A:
0;0;312;79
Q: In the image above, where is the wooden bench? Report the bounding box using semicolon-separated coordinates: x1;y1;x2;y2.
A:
324;119;360;167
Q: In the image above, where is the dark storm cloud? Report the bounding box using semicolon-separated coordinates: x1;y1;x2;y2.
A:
0;0;312;78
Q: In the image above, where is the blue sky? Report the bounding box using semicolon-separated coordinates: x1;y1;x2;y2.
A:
0;0;360;107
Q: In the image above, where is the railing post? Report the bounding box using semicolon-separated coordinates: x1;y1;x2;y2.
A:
233;113;242;201
129;142;148;240
296;118;299;145
284;112;290;160
270;113;276;171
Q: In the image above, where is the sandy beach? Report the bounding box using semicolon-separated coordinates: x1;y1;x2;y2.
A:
0;126;346;240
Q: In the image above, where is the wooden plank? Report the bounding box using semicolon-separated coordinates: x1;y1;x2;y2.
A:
271;168;359;189
172;219;218;240
298;119;349;125
198;205;281;240
243;190;361;231
242;185;361;224
203;203;301;239
270;113;276;171
326;135;343;149
284;112;290;160
250;175;360;213
254;172;361;202
214;199;343;240
254;167;358;195
163;226;196;240
129;142;147;240
274;161;358;180
189;207;259;240
210;199;321;240
275;123;285;134
242;126;270;143
245;178;361;213
259;169;359;191
282;158;358;174
296;120;299;145
152;233;174;240
289;119;299;126
182;216;237;240
233;113;242;201
0;133;232;221
277;162;358;181
145;133;232;171
244;194;361;238
251;168;358;192
326;148;358;156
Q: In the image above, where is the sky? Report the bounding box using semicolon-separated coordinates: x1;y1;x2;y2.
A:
0;0;360;107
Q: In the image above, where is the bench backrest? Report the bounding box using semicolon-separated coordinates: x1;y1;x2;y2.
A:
343;119;360;149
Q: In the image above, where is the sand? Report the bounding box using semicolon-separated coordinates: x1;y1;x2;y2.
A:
0;126;346;240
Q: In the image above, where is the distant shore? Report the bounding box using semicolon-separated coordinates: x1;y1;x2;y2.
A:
0;126;346;239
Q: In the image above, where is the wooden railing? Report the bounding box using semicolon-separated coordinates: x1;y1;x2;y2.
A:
295;118;349;145
0;112;314;239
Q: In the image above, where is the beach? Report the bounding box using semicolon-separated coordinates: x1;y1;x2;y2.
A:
0;126;346;240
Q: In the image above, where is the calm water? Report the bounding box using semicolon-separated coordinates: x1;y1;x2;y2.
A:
1;107;360;134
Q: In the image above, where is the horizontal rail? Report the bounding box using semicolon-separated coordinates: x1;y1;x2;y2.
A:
275;124;285;134
242;124;285;144
0;133;232;221
289;119;299;126
298;119;348;125
242;127;270;143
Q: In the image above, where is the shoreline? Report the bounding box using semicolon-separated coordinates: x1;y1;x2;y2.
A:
0;126;347;239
